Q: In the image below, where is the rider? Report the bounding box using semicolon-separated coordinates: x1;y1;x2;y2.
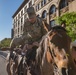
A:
10;7;49;65
61;21;66;28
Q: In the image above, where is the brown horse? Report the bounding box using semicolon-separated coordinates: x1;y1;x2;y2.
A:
36;26;76;75
6;51;19;75
6;49;28;75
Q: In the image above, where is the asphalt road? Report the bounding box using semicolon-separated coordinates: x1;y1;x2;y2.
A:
0;56;8;75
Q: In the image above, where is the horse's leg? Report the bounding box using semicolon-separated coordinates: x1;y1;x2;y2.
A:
6;62;12;75
13;59;18;75
10;63;14;75
23;63;27;75
13;63;17;75
17;59;23;75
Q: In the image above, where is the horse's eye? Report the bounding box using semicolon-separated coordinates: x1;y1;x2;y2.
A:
63;56;66;59
50;33;52;36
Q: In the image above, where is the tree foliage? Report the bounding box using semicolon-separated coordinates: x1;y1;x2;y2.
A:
0;38;11;48
56;12;76;41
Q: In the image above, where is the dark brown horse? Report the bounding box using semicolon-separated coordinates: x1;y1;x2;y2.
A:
36;26;76;75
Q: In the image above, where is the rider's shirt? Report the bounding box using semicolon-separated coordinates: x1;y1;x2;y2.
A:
21;17;47;44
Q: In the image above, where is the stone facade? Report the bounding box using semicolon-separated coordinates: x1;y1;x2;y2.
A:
12;0;76;38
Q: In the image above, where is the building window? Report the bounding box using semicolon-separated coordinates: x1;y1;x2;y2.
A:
41;0;43;7
18;20;20;26
24;6;27;13
21;26;23;32
16;22;17;27
59;0;68;9
16;17;17;21
42;10;47;18
29;1;32;7
14;24;15;29
36;5;38;11
15;29;17;34
18;14;20;19
38;4;40;10
21;17;23;25
50;20;55;27
44;0;46;5
14;19;15;23
18;28;19;34
24;14;27;20
36;3;40;11
21;10;23;16
49;5;56;14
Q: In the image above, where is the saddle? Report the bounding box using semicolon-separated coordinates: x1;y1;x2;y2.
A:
26;46;38;66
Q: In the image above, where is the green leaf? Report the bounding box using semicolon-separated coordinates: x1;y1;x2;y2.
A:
56;12;76;41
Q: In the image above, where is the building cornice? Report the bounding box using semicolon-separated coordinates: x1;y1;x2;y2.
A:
12;0;28;18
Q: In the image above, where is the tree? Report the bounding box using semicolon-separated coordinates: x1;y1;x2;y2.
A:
56;12;76;41
0;38;11;48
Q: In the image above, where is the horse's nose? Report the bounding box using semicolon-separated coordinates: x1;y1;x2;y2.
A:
62;68;68;75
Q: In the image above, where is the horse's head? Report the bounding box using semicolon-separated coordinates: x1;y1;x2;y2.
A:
46;26;71;75
36;26;75;75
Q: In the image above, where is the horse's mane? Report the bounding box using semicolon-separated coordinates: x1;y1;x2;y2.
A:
51;25;66;32
38;25;67;56
36;25;76;75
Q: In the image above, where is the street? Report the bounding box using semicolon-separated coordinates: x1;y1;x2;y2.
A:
0;56;8;75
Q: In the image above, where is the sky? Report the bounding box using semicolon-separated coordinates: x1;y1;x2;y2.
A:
0;0;24;41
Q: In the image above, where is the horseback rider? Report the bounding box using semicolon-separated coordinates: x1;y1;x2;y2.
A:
10;6;49;70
